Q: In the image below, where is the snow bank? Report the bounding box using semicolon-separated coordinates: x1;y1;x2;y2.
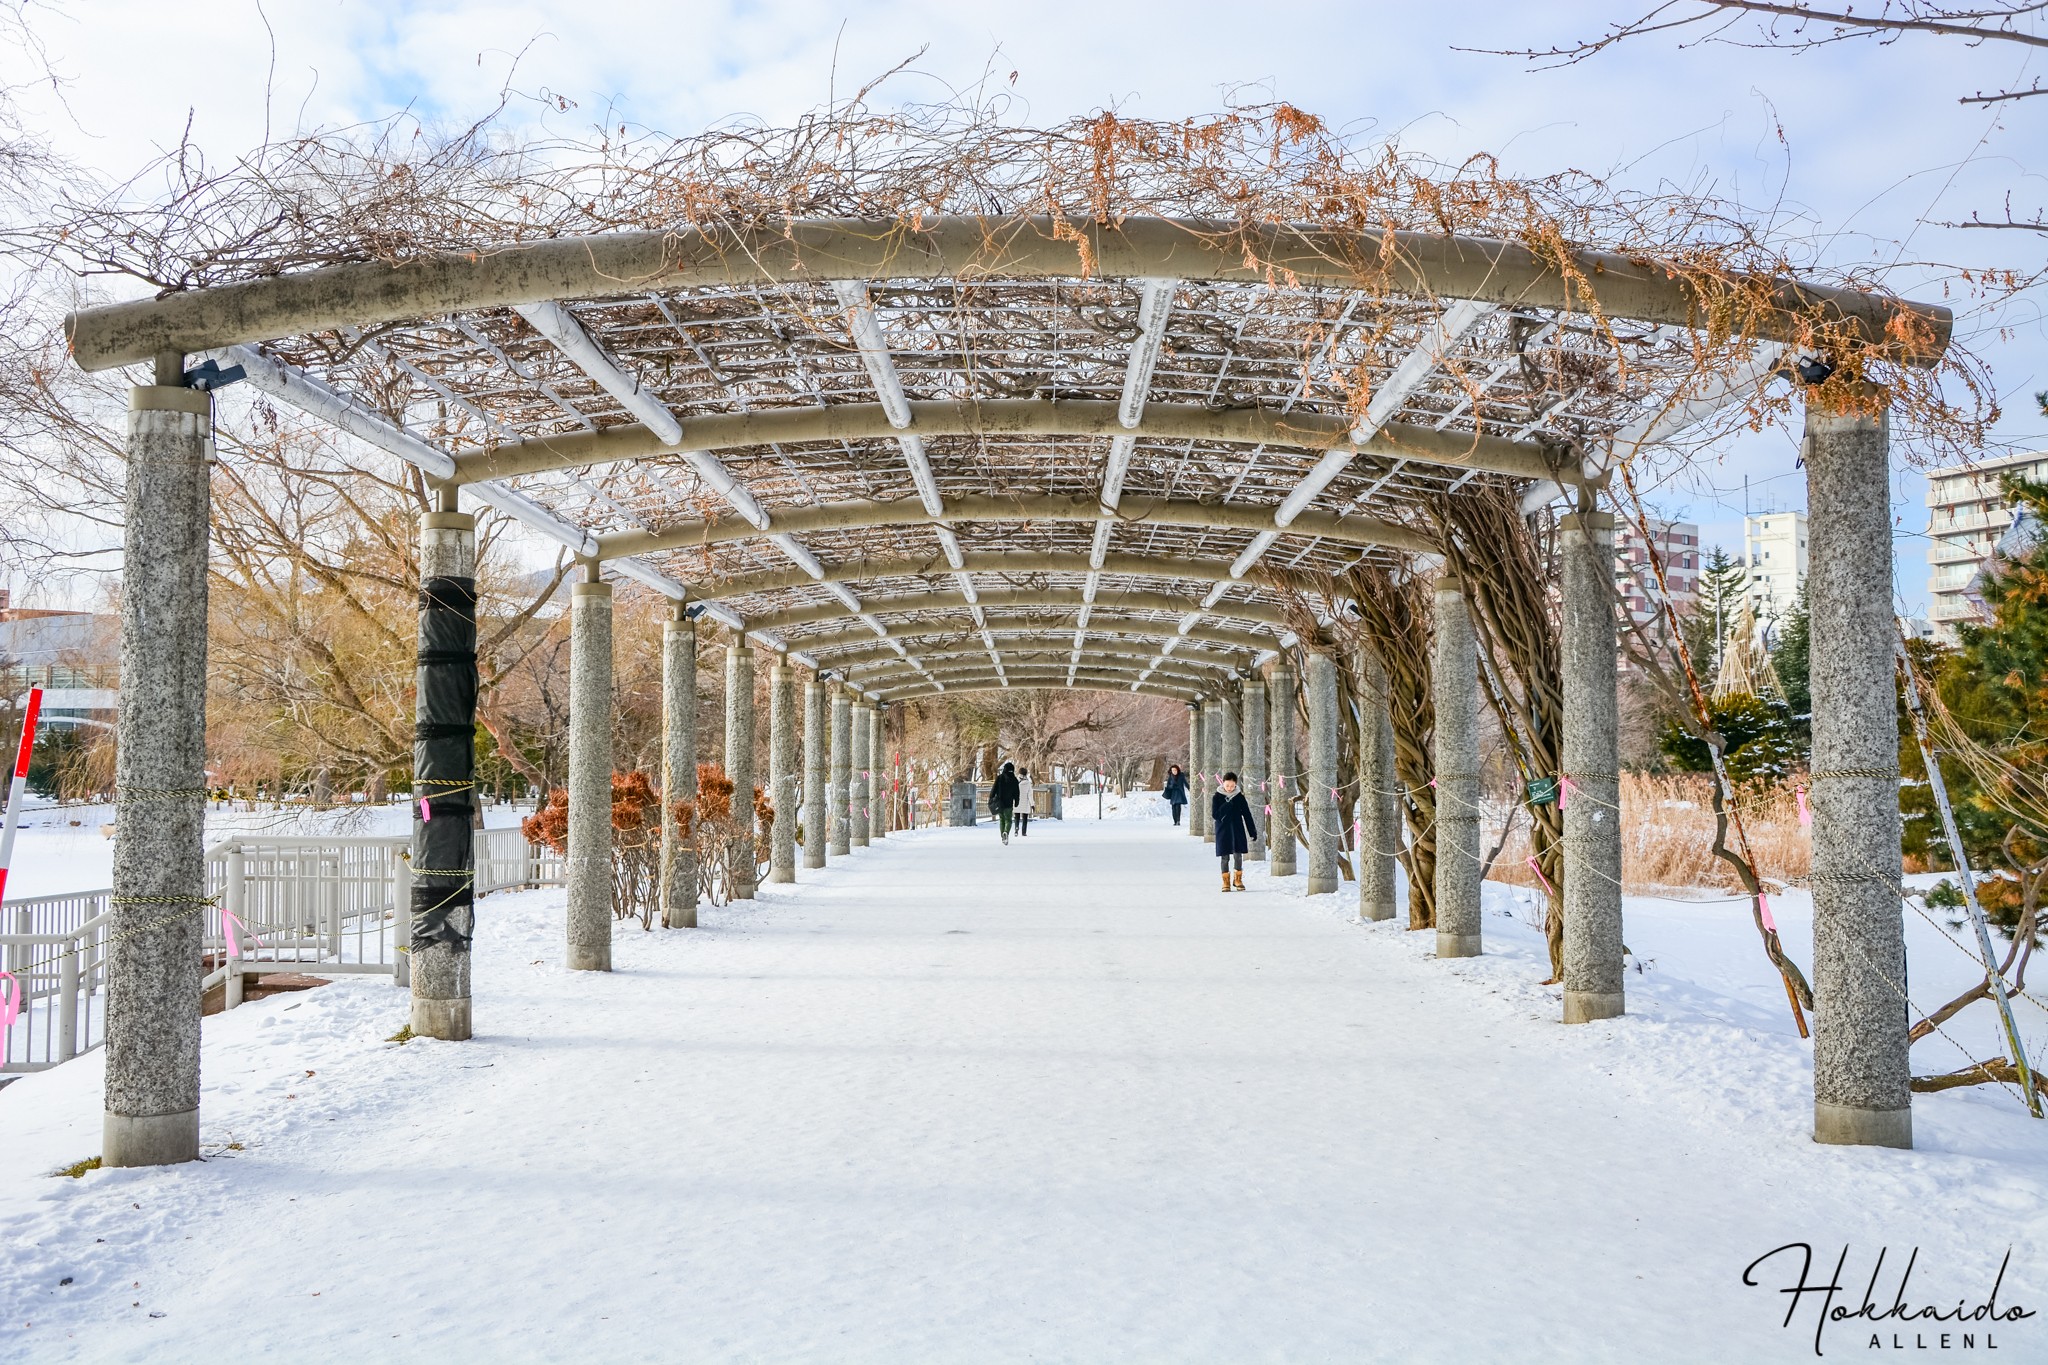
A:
1075;788;1169;820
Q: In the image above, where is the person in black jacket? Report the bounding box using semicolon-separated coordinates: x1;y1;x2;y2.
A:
1212;770;1258;892
989;761;1021;845
1162;764;1189;826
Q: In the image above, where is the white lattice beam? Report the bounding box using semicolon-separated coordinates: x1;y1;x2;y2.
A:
1074;278;1177;682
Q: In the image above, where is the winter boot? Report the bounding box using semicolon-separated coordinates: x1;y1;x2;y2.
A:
1221;870;1232;893
1232;869;1245;891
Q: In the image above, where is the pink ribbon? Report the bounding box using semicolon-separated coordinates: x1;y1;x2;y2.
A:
1525;856;1556;896
1263;805;1273;815
1795;787;1811;827
220;905;249;960
1330;787;1341;799
1757;893;1778;933
419;797;432;821
0;971;20;1033
1559;775;1580;811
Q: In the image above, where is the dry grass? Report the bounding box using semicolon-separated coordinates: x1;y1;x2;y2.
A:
1487;772;1809;896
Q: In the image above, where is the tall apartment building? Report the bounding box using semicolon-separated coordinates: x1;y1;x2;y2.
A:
1614;517;1701;628
1926;449;2048;641
1742;511;1807;619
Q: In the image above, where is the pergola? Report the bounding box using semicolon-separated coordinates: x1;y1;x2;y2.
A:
66;214;1947;1165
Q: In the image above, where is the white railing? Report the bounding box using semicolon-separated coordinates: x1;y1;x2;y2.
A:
1;827;562;1074
0;894;110;1071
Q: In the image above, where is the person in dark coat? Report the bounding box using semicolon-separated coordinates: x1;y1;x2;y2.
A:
1212;770;1258;892
989;761;1021;845
1163;764;1189;826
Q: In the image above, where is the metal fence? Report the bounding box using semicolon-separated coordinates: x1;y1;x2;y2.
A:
1;826;562;1074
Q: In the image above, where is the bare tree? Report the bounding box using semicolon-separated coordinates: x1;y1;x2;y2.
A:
1499;2;2048;105
203;411;574;800
1077;695;1183;798
964;688;1125;780
1492;1;2048;231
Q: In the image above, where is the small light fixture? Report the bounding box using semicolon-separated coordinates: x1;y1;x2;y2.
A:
182;358;247;392
1794;355;1834;386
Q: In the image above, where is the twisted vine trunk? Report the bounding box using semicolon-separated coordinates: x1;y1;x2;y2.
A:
1430;486;1566;979
1331;564;1439;929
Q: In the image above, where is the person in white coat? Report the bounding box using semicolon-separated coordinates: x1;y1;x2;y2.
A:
1016;768;1035;837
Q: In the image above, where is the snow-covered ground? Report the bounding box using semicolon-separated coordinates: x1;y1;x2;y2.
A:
2;812;2045;1361
1074;786;1168;820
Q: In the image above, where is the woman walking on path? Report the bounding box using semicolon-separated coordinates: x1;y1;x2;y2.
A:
1016;768;1034;837
1212;771;1258;892
1163;764;1189;826
989;762;1021;845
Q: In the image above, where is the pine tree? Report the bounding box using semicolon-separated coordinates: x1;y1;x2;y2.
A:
1659;692;1799;786
1772;580;1811;716
1901;475;2048;932
1681;546;1748;683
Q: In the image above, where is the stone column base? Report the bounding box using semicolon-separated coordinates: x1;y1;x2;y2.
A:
803;851;825;870
103;1109;199;1167
1563;990;1625;1024
1814;1102;1913;1149
1306;876;1338;895
567;943;612;972
410;996;472;1041
663;903;697;930
769;867;795;884
1360;902;1396;923
1436;932;1482;959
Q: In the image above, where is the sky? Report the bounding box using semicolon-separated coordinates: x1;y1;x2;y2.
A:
10;0;2047;613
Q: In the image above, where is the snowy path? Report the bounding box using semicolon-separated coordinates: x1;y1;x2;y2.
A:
4;818;2047;1361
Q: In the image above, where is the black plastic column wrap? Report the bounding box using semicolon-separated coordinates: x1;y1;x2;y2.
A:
413;574;478;952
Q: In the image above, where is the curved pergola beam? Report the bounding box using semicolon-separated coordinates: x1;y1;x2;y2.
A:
443;398;1563;486
689;550;1263;604
790;614;1274;659
67;215;1951;372
600;493;1424;560
867;656;1225;689
895;678;1200;705
834;640;1245;676
882;671;1202;702
912;665;1207;692
749;587;1287;634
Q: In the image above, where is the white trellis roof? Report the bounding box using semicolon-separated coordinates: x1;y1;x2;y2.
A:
66;216;1947;702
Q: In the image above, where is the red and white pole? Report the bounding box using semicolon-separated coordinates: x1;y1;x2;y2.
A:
0;687;45;903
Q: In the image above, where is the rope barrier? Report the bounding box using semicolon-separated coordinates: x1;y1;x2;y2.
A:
115;786;209;803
